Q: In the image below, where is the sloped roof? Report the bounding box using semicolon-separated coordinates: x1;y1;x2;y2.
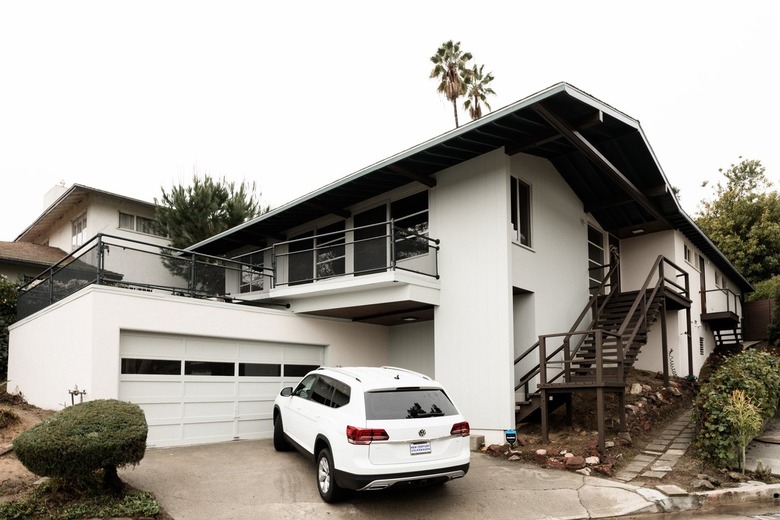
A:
15;184;155;244
189;82;752;292
0;241;69;268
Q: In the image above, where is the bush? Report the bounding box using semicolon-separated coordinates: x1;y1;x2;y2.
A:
13;399;147;489
694;349;780;468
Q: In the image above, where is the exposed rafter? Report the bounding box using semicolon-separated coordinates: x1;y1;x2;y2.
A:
302;200;351;220
386;164;437;188
505;110;604;156
532;102;668;225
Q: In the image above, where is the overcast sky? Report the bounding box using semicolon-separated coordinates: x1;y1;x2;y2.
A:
1;1;777;241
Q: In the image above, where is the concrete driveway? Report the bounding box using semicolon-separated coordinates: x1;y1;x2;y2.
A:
120;439;659;520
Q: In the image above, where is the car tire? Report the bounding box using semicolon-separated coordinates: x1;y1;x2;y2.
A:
316;447;343;503
273;414;291;452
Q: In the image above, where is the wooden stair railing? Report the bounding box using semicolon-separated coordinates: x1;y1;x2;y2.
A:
514;255;691;453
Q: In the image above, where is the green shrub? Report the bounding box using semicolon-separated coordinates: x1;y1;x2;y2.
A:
13;399;147;489
694;349;780;467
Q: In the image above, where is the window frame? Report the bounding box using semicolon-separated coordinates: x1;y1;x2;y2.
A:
510;177;532;247
72;212;88;251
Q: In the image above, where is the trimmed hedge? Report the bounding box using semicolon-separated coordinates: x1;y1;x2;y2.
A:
13;399;147;483
694;349;780;468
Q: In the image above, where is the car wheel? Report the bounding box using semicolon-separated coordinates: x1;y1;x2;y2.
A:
316;447;343;503
273;414;291;452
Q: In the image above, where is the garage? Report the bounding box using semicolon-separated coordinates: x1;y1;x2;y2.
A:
118;331;324;447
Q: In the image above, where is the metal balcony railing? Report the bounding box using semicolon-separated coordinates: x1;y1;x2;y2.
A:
17;223;440;320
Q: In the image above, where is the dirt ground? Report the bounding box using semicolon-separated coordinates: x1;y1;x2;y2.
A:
0;390;54;505
488;368;778;491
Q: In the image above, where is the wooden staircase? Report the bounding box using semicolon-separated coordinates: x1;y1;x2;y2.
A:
514;255;692;452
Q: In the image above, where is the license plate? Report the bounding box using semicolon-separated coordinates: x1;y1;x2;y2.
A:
410;441;431;455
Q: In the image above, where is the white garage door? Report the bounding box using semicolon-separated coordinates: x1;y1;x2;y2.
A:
118;332;324;447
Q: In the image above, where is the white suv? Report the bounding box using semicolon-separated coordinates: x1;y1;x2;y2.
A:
273;366;470;502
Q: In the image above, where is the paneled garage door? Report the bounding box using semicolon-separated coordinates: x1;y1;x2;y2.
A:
118;332;323;447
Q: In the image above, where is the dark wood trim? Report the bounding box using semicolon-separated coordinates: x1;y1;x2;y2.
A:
386;164;437;188
302;200;351;220
531;102;668;225
505;110;604;156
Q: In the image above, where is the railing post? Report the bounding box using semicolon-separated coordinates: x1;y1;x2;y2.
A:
389;218;396;271
595;329;603;385
271;244;277;289
563;336;571;383
539;337;547;386
48;266;54;305
96;235;104;285
190;254;197;297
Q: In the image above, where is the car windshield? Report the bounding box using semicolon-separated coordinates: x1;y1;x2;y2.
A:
364;388;458;420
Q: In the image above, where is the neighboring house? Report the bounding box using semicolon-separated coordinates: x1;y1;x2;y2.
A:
0;242;68;283
8;83;752;449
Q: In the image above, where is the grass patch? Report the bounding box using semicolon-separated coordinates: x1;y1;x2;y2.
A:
0;472;161;520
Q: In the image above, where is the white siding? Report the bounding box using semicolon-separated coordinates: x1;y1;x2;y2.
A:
431;148;515;442
509;152;590;341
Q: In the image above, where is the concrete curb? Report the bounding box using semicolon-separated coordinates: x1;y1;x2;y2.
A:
690;482;780;512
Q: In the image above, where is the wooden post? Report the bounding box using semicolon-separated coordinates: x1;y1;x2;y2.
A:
596;387;605;454
660;297;670;386
540;389;549;444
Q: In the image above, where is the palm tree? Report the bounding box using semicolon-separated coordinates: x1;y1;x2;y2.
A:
430;40;473;128
463;64;496;121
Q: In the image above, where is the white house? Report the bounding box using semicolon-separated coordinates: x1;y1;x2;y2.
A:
8;83;751;448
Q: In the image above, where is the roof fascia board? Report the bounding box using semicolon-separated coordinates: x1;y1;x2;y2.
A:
189;82;574;252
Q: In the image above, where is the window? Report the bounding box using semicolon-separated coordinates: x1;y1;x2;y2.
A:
118;211;165;237
316;221;346;278
364;388;458;420
354;205;388;275
715;271;723;288
392;191;429;260
239;363;281;377
184;360;235;376
294;375;351;408
285;364;320;377
288;231;314;285
239;250;266;294
510;177;531;246
121;358;181;375
587;225;606;294
72;213;87;250
684;244;692;264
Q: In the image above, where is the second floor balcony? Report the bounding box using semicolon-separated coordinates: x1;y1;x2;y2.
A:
17;222;441;326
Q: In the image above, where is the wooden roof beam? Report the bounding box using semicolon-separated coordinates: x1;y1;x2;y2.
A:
302;200;351;220
386;164;437;188
532;102;668;225
505;110;604;156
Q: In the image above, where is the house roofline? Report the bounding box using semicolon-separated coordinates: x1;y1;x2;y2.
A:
15;183;156;243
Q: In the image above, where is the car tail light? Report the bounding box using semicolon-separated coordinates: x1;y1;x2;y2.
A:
450;421;470;437
346;426;390;445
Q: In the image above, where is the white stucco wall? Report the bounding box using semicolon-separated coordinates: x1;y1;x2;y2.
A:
389;320;434;378
8;285;390;411
430;148;515;443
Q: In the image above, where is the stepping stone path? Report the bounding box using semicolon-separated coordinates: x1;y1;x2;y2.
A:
614;409;694;482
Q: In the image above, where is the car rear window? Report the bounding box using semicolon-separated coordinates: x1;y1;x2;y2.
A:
364;388;458;420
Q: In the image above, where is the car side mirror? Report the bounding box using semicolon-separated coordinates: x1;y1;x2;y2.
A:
280;387;293;397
